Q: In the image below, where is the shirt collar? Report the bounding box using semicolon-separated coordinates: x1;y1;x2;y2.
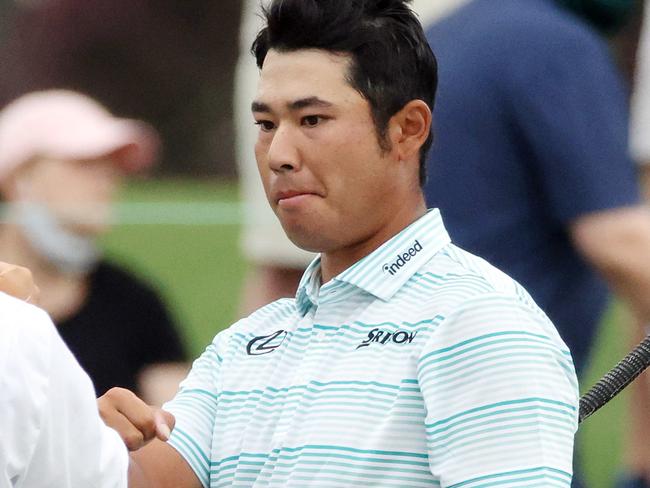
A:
295;209;451;313
296;256;322;315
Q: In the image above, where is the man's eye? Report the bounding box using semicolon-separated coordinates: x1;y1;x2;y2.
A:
302;115;322;127
254;120;275;132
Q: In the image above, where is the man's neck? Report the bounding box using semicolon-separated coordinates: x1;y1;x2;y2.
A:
320;201;427;284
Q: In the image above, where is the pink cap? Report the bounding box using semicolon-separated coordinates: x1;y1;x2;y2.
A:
0;89;160;180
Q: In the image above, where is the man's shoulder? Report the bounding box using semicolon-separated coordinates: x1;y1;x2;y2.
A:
419;245;565;345
420;243;539;311
422;244;501;289
244;297;297;326
215;297;298;342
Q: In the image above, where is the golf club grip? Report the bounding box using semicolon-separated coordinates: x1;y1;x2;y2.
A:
579;334;650;423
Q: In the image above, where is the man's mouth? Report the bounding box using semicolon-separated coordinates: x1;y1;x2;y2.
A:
275;189;320;208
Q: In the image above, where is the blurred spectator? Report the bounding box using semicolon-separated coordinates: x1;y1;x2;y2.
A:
0;287;129;487
0;0;240;177
234;0;469;313
626;2;650;486
0;90;188;406
632;0;650;195
423;0;646;486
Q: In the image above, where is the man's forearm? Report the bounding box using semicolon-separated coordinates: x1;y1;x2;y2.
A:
595;248;650;323
572;205;650;322
128;458;152;488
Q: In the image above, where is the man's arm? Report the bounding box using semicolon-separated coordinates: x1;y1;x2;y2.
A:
126;446;202;488
418;293;578;486
104;323;227;487
130;441;201;488
98;387;202;488
571;204;650;321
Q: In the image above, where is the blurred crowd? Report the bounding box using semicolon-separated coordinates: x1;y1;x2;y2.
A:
0;0;240;177
2;0;650;486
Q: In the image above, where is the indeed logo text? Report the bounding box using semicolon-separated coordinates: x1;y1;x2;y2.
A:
382;240;423;275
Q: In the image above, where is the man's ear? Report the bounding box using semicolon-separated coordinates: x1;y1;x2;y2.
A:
388;100;432;163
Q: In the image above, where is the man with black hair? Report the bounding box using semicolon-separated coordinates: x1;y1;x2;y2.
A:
99;1;579;486
234;0;468;316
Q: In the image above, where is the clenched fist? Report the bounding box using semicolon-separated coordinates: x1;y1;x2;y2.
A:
98;387;175;451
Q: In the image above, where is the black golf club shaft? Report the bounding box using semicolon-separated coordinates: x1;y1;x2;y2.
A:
579;333;650;423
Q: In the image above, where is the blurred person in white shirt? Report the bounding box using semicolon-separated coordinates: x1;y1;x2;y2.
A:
0;261;167;488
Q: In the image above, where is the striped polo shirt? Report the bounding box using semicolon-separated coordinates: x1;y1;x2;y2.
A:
165;209;579;487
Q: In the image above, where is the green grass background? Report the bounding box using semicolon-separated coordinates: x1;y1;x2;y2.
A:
101;178;631;488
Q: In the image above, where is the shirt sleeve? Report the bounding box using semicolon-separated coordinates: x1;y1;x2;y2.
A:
163;328;231;488
0;298;128;488
509;25;640;223
417;293;579;487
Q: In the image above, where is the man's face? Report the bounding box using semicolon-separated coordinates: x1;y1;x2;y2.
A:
15;156;122;236
253;49;403;254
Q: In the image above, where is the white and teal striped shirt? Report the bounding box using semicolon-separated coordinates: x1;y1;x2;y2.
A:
165;209;578;487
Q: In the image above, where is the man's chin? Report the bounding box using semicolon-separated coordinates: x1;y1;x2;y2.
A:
282;226;330;254
286;236;324;253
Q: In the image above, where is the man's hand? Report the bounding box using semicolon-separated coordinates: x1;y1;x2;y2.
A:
98;388;200;488
0;261;39;304
98;387;175;451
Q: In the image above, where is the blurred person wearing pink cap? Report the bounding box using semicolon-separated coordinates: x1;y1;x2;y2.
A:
0;89;188;407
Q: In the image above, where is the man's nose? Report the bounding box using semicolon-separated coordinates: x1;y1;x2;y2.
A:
267;124;301;173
